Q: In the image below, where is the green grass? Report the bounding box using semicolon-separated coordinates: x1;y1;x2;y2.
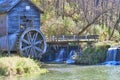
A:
0;57;48;76
76;42;110;65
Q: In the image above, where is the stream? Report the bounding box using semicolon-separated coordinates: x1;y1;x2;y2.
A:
1;64;120;80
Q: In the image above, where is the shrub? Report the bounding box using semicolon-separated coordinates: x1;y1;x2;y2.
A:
75;43;110;65
0;50;7;58
0;57;48;76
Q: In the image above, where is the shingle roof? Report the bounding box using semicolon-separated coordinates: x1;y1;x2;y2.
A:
0;0;43;14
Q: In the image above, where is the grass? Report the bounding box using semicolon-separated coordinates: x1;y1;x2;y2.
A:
0;57;48;76
75;42;110;65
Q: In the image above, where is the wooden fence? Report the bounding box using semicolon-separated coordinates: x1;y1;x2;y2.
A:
46;35;99;42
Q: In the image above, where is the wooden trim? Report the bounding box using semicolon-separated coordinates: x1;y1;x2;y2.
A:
8;0;43;14
47;35;99;42
0;0;43;14
6;14;11;55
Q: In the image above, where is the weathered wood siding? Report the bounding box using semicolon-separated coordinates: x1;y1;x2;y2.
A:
0;14;7;36
0;14;8;50
8;1;40;33
0;35;8;50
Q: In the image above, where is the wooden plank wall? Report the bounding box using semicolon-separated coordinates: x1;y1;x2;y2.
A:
0;14;7;37
8;0;40;34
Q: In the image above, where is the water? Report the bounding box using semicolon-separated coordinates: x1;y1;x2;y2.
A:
66;50;75;64
48;54;52;61
43;49;77;64
103;47;120;65
106;47;117;61
54;49;76;63
1;64;120;80
42;45;81;63
55;49;65;62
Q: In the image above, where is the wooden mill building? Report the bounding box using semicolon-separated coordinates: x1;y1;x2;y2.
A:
0;0;43;36
0;0;46;58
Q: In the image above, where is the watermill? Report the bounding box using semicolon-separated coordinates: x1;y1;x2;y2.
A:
0;0;47;59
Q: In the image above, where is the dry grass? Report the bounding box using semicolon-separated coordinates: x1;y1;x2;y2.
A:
0;57;48;76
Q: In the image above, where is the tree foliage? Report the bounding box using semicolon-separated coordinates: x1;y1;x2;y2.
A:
32;0;120;41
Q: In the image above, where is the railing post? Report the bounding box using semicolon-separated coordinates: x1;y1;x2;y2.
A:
62;35;65;40
85;35;87;40
52;36;55;41
73;35;76;40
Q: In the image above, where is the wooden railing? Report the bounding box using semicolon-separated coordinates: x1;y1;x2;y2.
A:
46;35;99;42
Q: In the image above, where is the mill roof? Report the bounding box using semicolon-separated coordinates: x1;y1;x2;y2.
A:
0;0;43;14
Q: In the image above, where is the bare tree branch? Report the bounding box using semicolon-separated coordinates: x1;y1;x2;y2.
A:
78;9;111;36
109;12;120;40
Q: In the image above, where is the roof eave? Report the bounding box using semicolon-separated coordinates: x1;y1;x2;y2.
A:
0;0;44;14
27;0;44;14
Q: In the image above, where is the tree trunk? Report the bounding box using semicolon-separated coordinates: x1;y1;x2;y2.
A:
78;10;109;35
109;13;120;40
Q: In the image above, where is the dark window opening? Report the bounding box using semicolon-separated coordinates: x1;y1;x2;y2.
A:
20;16;33;30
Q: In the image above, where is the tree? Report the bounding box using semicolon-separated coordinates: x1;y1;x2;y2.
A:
33;0;120;41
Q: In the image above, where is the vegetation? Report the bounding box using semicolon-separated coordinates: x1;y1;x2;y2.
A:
31;0;120;42
31;0;120;64
0;1;120;79
0;57;48;76
0;51;7;58
75;42;111;65
10;64;120;80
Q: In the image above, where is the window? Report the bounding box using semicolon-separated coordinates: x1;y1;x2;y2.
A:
20;16;33;30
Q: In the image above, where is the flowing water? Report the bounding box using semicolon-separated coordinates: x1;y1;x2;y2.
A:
66;50;75;64
1;64;120;80
42;47;79;64
55;48;65;62
104;47;120;65
2;46;120;79
106;47;117;61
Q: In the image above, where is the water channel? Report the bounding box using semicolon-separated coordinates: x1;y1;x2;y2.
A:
1;64;120;80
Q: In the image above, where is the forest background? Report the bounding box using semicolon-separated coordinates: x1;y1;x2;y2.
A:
32;0;120;41
31;0;120;64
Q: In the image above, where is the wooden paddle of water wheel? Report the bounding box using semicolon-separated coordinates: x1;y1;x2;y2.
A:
17;28;47;58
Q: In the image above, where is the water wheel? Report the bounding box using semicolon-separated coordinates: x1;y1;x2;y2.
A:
18;28;47;59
